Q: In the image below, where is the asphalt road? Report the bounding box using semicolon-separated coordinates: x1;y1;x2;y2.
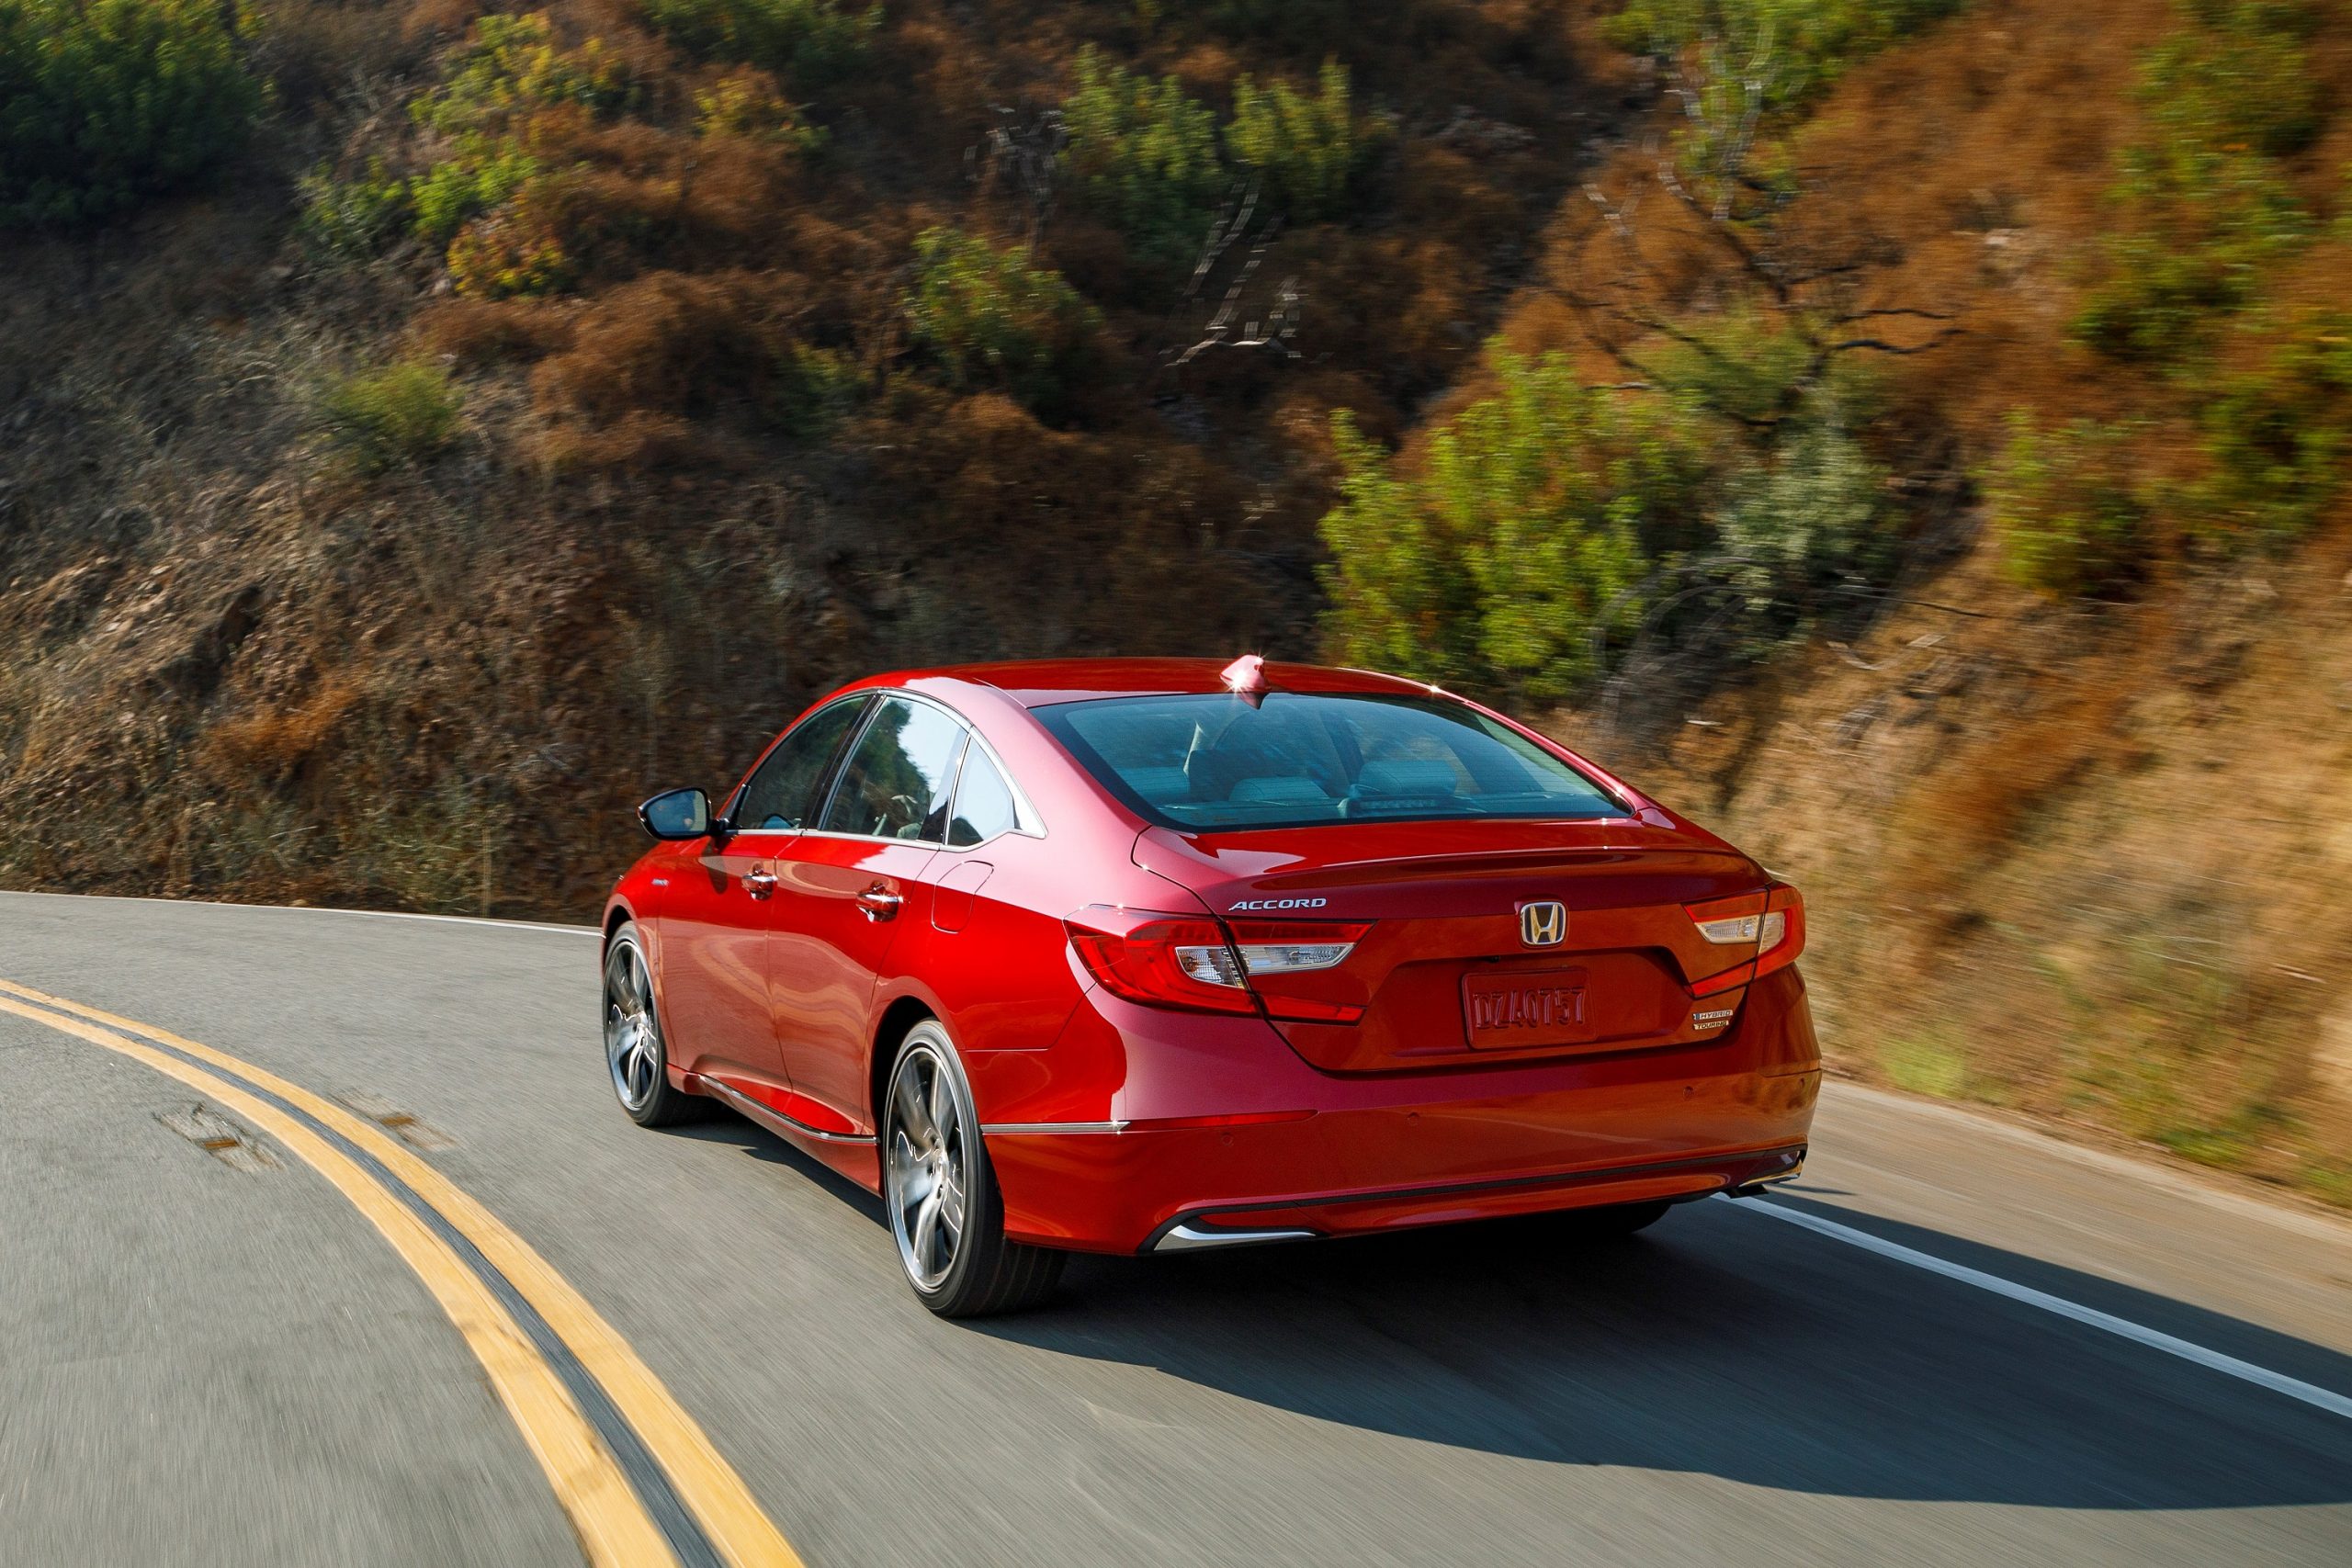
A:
3;890;2347;1568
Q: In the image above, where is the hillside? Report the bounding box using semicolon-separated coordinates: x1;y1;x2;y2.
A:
2;0;2348;1202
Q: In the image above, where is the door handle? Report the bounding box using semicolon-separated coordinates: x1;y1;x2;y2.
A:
744;867;777;899
855;884;902;922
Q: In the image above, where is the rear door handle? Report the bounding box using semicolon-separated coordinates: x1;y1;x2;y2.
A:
744;867;777;899
855;884;902;921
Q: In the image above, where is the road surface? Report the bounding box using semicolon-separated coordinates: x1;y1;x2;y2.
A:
3;891;2347;1567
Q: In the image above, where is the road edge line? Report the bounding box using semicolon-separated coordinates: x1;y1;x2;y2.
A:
1731;1193;2352;1424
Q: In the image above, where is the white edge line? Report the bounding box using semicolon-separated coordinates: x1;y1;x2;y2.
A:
0;889;598;937
1730;1194;2352;1424
1824;1080;2352;1247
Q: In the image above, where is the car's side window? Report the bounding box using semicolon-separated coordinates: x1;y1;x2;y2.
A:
817;696;969;842
733;698;867;831
947;745;1022;847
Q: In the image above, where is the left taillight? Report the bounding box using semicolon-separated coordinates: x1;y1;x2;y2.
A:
1065;907;1260;1015
1065;908;1370;1018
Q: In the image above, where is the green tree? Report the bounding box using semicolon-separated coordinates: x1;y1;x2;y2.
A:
1320;351;1713;703
1060;47;1227;272
1227;59;1358;220
0;0;265;227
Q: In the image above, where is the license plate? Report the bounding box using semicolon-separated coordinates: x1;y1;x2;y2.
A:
1462;967;1589;1049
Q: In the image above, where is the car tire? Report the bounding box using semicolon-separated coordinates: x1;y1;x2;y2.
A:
603;922;704;1128
882;1021;1065;1318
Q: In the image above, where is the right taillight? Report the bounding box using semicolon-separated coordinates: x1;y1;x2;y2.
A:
1683;883;1804;996
1065;907;1258;1015
1753;883;1804;978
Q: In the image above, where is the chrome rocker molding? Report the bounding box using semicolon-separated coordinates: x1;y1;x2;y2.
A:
697;1075;876;1145
978;1120;1130;1135
1155;1222;1321;1253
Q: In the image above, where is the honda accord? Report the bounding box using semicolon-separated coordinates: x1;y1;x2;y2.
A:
602;658;1817;1315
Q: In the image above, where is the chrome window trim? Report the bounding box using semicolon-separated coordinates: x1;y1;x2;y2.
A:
715;688;1048;852
722;694;875;832
792;689;1047;852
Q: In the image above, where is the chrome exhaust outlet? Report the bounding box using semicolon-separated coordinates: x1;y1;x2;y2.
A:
1725;1145;1806;1199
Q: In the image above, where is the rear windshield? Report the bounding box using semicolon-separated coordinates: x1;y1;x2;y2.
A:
1035;692;1627;831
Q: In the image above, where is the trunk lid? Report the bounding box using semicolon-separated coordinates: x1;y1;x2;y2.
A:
1134;819;1765;1073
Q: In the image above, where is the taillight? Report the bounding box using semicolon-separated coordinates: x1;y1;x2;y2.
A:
1683;884;1804;997
1065;908;1371;1018
1066;907;1258;1014
1227;919;1371;1022
1226;919;1369;975
1755;883;1804;978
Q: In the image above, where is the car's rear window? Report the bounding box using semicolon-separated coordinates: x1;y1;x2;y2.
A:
1035;692;1626;831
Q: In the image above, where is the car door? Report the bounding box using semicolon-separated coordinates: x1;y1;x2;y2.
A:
768;694;968;1134
660;695;867;1097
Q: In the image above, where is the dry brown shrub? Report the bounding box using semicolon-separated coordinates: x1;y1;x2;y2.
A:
197;676;365;784
536;410;711;470
417;299;578;365
530;269;801;433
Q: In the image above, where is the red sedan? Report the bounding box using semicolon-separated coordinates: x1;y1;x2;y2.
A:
602;659;1818;1315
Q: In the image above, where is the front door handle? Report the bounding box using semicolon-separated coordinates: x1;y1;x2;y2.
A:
744;867;777;900
855;884;902;922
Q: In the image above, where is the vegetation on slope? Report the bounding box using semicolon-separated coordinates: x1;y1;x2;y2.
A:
2;0;2349;1200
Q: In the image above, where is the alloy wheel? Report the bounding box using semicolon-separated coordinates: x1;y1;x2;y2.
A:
885;1043;969;1292
604;938;662;1112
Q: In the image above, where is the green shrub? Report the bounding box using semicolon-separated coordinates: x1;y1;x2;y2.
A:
903;229;1102;414
2189;319;2352;543
765;343;863;437
413;11;636;137
0;0;265;227
694;69;822;148
298;159;413;258
2073;1;2321;364
1060;46;1227;271
322;360;464;472
1713;400;1894;635
1605;0;1967;113
1227;59;1358;220
1318;351;1713;702
408;139;542;243
641;0;878;84
1984;412;2152;596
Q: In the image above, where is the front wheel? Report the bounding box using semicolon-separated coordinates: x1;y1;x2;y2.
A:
603;923;703;1128
882;1021;1065;1317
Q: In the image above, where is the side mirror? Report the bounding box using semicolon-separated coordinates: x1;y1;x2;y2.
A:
637;787;712;841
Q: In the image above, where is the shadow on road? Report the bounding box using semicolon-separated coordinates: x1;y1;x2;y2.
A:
678;1106;2351;1511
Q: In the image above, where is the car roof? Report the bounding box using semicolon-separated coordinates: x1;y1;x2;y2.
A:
878;658;1440;709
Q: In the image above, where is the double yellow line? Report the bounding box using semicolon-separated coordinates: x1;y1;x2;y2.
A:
0;977;802;1568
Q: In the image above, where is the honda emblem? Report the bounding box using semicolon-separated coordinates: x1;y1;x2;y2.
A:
1519;900;1567;948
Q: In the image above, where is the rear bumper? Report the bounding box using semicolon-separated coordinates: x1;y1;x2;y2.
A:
982;965;1822;1254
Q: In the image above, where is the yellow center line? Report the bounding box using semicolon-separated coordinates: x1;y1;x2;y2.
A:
0;991;673;1568
0;976;804;1568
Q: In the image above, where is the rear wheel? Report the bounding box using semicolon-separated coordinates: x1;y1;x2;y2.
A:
883;1021;1064;1317
603;923;702;1128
